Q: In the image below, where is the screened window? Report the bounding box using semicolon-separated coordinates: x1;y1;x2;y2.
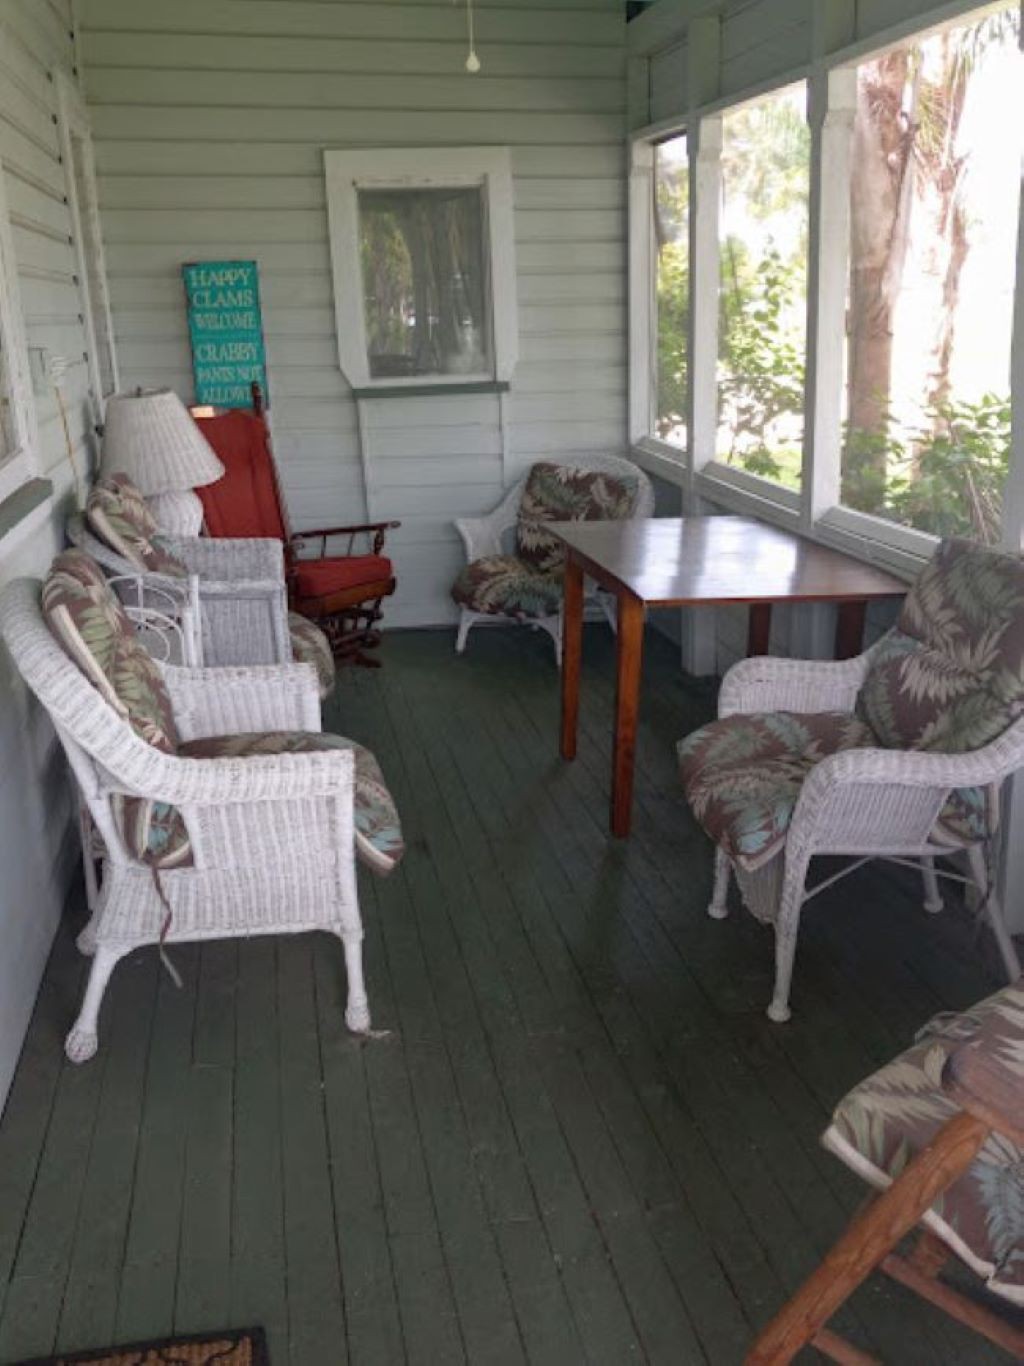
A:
359;187;491;380
716;81;810;490
0;159;36;503
655;133;689;447
840;6;1021;544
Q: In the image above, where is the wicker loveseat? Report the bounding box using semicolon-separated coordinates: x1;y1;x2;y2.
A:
0;552;404;1062
679;538;1024;1022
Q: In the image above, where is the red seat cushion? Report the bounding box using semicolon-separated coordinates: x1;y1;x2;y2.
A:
292;554;393;601
194;409;287;541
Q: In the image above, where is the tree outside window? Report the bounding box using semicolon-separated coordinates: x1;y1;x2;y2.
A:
841;5;1022;544
655;134;689;446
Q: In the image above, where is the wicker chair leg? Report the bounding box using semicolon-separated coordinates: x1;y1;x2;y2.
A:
66;944;124;1063
921;857;944;914
339;930;371;1034
708;847;731;920
767;857;810;1023
456;609;474;655
966;844;1022;981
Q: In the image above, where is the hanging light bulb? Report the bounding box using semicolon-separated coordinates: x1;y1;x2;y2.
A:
464;0;481;73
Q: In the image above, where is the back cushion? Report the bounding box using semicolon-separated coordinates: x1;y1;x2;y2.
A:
515;462;638;575
43;549;180;753
86;474;187;577
856;539;1024;753
193;408;287;540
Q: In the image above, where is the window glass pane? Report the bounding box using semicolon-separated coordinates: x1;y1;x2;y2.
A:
655;134;689;446
841;6;1022;544
358;187;491;379
716;82;809;489
0;330;15;463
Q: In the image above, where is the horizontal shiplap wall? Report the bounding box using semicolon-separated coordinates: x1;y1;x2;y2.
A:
0;0;100;1110
80;0;628;627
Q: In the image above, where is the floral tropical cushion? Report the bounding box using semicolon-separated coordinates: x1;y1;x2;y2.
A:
179;731;405;875
857;538;1024;756
678;711;875;869
87;473;188;577
823;981;1024;1305
451;554;563;620
42;549;188;868
288;611;335;701
515;462;637;575
678;709;996;869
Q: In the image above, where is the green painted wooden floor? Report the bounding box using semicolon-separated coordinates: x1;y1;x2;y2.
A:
0;625;1015;1366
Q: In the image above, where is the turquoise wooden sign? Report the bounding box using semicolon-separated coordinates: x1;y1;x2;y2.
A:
182;259;268;408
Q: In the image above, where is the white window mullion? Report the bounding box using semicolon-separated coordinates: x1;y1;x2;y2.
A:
689;115;721;478
803;66;856;529
628;139;656;446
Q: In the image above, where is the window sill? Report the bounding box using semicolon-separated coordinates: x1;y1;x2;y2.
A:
351;380;510;400
0;477;54;552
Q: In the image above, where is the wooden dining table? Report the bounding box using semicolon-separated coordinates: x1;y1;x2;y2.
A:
553;515;908;837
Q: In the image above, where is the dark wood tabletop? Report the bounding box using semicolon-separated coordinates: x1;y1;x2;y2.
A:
551;515;908;606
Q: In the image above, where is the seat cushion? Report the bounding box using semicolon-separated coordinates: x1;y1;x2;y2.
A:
678;712;875;869
857;538;1024;755
86;474;188;577
288;611;335;700
451;554;562;620
291;554;393;603
515;462;638;575
42;549;189;868
823;981;1024;1305
180;731;405;874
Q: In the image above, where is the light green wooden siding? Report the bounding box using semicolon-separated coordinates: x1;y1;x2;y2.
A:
0;0;101;1111
81;0;628;627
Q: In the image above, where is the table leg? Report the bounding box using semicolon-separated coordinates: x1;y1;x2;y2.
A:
835;600;867;659
747;602;773;656
611;591;645;838
560;554;584;761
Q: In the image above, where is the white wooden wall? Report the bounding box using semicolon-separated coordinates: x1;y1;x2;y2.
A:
0;0;101;1108
79;0;628;628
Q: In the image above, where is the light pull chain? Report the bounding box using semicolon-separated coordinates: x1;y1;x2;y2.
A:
464;0;480;72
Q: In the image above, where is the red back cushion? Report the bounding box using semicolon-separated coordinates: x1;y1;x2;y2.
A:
194;409;287;541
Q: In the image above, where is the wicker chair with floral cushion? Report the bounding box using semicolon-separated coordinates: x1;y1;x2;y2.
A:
69;473;336;701
678;538;1024;1023
0;550;405;1063
748;981;1024;1363
451;455;654;663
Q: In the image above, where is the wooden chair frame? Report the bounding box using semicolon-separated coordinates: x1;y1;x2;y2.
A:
747;1021;1024;1364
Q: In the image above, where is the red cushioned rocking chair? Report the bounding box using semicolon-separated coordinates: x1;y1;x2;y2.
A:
194;384;399;666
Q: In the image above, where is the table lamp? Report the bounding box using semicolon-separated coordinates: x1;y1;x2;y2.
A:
100;388;224;535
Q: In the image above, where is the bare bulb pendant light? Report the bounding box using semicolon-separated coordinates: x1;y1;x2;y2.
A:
464;0;480;72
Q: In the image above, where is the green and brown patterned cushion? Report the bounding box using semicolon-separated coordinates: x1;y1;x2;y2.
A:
857;538;1024;756
678;709;996;869
515;462;637;575
451;554;563;620
678;711;875;869
824;980;1024;1304
42;549;190;868
87;473;188;577
180;731;405;874
287;610;335;701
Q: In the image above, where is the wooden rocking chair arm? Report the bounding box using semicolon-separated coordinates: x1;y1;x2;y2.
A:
290;521;400;542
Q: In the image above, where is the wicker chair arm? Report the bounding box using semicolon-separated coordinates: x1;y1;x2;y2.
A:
454;507;518;562
101;744;354;807
719;650;875;718
161;661;322;739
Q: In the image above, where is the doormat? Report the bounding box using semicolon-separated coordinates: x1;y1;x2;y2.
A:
12;1325;269;1365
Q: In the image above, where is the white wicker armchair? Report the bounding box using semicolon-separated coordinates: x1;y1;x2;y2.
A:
453;454;655;663
706;649;1023;1023
67;513;291;668
0;577;370;1064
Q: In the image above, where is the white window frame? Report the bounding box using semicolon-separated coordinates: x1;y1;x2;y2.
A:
628;0;1024;572
0;156;40;507
324;146;518;392
55;70;119;408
